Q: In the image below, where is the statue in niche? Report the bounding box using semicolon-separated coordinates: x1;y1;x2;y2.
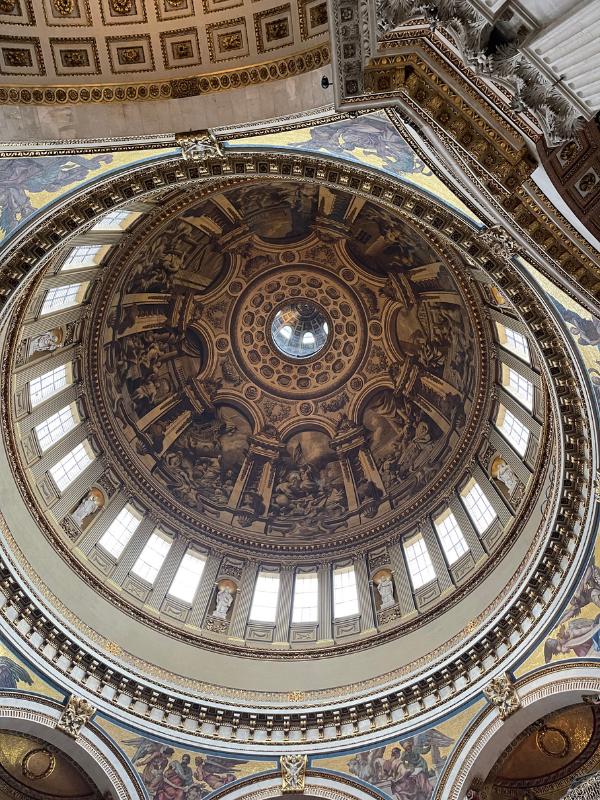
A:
29;329;62;357
492;457;518;494
213;582;235;619
375;571;395;610
71;491;102;528
269;431;347;531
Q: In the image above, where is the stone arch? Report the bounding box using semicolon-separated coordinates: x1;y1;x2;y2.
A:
205;769;386;800
434;663;600;800
0;693;145;800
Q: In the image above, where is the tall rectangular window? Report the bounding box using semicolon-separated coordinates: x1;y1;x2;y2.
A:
62;245;102;270
168;551;206;603
333;565;359;618
249;571;280;623
434;510;469;565
404;536;436;589
97;505;142;559
92;210;133;231
35;404;78;452
29;364;71;407
40;283;86;315
497;406;530;457
131;529;172;584
49;441;94;492
292;572;319;623
503;366;534;411
496;323;530;363
461;481;497;534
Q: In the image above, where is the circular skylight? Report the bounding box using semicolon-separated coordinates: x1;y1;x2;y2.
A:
271;301;330;358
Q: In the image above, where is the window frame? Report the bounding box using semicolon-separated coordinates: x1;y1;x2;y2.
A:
403;535;436;589
332;564;360;619
249;570;281;624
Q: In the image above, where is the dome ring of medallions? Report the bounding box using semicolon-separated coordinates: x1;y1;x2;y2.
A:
230;264;368;400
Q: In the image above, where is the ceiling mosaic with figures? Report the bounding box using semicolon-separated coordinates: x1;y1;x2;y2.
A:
85;180;487;553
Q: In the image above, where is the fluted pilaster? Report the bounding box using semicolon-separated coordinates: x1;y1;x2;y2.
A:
228;562;258;640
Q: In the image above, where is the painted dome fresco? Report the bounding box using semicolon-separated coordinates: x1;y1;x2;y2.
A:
87;180;485;553
1;149;586;733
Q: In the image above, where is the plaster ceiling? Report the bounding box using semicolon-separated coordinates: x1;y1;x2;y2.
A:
0;0;329;99
88;180;484;553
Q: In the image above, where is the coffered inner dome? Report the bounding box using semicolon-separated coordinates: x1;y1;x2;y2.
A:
1;172;552;680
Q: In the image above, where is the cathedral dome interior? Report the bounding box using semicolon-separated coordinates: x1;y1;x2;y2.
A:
0;1;599;799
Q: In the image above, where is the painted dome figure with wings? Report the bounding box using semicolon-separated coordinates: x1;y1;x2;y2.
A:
0;656;33;690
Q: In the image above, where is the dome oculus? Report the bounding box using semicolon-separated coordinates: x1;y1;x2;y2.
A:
271;301;330;358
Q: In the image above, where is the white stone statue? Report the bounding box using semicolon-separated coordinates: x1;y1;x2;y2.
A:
71;492;101;527
377;574;395;610
213;585;234;619
29;330;60;356
495;459;518;494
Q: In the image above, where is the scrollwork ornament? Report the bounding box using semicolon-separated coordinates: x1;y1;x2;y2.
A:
281;754;307;793
476;224;520;258
483;672;520;720
0;0;17;13
56;694;96;739
176;130;225;161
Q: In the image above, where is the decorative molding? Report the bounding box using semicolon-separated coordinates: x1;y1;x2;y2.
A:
482;672;521;720
56;694;96;739
375;0;582;145
281;754;307;792
0;43;329;104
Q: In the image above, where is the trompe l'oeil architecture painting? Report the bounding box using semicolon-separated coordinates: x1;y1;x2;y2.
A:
0;3;600;800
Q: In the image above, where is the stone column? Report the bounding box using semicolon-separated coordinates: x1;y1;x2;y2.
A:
274;567;294;643
20;383;80;432
51;457;104;521
30;422;90;481
147;536;188;609
228;561;258;640
388;541;416;616
471;463;512;526
188;553;222;628
354;555;376;632
318;564;333;642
